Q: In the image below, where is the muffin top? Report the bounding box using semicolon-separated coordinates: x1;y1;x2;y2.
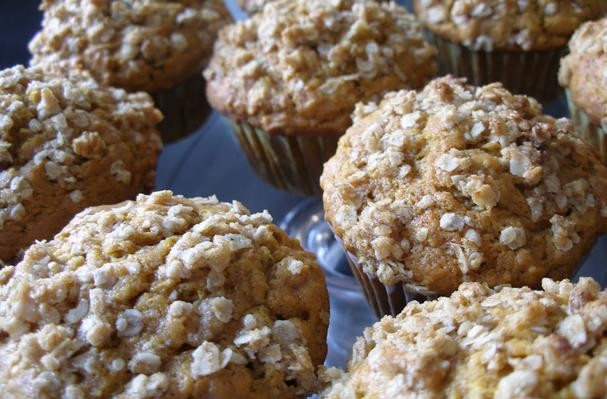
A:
0;191;329;398
0;65;162;262
205;0;437;135
413;0;605;51
321;76;607;295
322;277;607;398
29;0;231;92
559;17;607;126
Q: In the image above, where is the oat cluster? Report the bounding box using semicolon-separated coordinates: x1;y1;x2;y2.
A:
321;76;607;295
205;0;437;134
237;0;273;14
29;0;231;92
414;0;605;51
0;65;162;263
559;17;607;126
0;191;329;398
322;278;607;398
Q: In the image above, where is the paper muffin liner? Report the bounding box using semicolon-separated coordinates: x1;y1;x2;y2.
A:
152;73;211;144
229;121;340;196
344;251;438;318
344;246;589;319
565;89;607;162
429;32;563;103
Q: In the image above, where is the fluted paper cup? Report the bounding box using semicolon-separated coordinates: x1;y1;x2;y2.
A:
429;32;563;103
344;251;438;318
344;245;588;318
229;121;340;196
152;73;211;144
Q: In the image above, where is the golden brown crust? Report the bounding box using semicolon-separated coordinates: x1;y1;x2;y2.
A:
204;0;437;135
29;0;231;92
321;76;607;295
322;278;607;398
0;191;330;398
0;65;162;263
414;0;605;51
559;17;607;126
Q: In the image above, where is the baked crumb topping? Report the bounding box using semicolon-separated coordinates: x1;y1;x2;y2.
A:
322;76;607;294
0;191;329;398
29;0;231;92
322;278;607;398
414;0;605;51
559;17;607;126
205;0;437;134
0;65;162;262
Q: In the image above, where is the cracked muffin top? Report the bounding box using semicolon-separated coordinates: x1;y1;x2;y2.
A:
321;76;607;295
204;0;437;135
322;277;607;398
0;191;329;398
0;65;162;263
559;17;607;126
413;0;606;51
29;0;231;92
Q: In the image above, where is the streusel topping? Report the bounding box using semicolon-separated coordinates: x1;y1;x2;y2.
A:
559;17;607;126
322;278;607;398
29;0;231;92
0;65;162;262
414;0;605;51
0;191;329;398
205;0;437;134
321;76;607;294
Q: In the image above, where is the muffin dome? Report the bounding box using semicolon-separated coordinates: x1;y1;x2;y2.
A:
0;191;329;398
204;0;437;134
559;17;607;126
322;277;607;398
321;76;607;295
0;65;161;263
413;0;605;51
29;0;231;92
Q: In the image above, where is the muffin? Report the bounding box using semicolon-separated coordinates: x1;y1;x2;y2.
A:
0;65;162;264
559;17;607;161
204;0;437;195
321;76;607;318
322;277;607;398
413;0;605;103
29;0;231;143
0;191;330;398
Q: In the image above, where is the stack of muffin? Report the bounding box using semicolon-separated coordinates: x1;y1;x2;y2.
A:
1;0;607;398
